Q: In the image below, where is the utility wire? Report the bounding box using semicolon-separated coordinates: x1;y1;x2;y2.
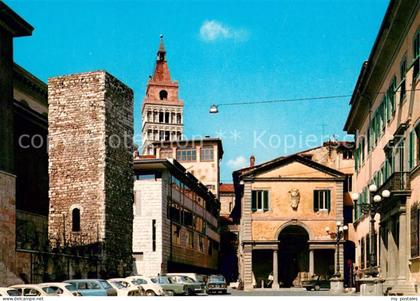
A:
213;88;420;107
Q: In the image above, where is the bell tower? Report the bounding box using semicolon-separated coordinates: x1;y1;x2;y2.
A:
142;35;184;155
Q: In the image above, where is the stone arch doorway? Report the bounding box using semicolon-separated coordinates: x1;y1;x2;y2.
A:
278;225;309;287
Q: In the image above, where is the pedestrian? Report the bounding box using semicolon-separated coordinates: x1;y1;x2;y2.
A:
354;266;363;292
267;271;274;288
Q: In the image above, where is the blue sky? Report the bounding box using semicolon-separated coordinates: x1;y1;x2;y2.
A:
9;0;389;182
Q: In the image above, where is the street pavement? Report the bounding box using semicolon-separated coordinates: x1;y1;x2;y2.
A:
210;288;359;296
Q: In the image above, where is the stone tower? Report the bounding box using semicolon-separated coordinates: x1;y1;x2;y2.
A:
142;35;184;155
48;71;134;277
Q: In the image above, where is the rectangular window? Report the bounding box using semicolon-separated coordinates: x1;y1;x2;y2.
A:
313;190;331;212
200;147;214;161
414;30;420;79
409;130;416;170
411;203;419;258
416;123;420;166
388;76;397;118
176;147;197;162
152;219;156;252
251;190;269;212
400;59;407;102
361;237;365;269
188;230;194;248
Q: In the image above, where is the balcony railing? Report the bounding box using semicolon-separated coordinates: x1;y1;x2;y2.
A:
378;171;411;195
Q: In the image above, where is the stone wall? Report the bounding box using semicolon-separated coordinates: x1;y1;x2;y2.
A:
0;171;21;286
48;71;133;278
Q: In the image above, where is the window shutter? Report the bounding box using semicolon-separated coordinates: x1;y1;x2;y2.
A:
326;190;331;213
313;190;319;212
409;131;415;169
251;191;256;211
361;238;365;269
263;191;269;211
411;203;419;257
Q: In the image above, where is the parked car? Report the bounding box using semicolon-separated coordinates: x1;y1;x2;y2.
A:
107;278;141;296
302;275;331;291
167;275;205;295
39;282;81;296
64;279;117;296
166;273;206;284
10;284;50;296
0;287;21;296
149;275;186;296
125;276;165;296
206;274;227;294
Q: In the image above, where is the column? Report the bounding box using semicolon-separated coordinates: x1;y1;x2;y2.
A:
398;210;408;281
309;249;314;276
243;245;253;291
272;249;279;289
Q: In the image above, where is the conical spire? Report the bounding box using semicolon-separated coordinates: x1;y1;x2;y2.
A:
152;34;171;81
157;34;166;61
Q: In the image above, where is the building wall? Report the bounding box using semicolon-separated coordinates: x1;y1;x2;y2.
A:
220;192;235;217
133;178;163;276
250;180;342;241
156;141;221;197
351;9;419;279
0;171;21;286
48;71;134;277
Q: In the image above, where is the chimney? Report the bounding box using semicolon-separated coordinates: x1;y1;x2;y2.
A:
250;155;255;167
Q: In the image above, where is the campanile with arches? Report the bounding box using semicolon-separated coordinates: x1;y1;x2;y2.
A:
142;35;184;155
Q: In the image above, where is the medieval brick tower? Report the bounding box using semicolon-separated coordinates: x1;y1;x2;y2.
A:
48;71;134;278
142;35;184;154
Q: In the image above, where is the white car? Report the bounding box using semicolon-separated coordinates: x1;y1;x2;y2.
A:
125;276;165;296
0;287;20;296
38;282;81;296
11;284;50;296
107;278;141;296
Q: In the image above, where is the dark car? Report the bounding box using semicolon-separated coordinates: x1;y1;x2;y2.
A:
206;274;227;294
302;275;331;291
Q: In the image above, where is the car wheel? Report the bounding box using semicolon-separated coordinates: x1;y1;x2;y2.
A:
305;287;311;291
314;285;320;291
146;290;156;296
166;291;174;296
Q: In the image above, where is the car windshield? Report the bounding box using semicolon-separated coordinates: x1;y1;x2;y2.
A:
64;284;77;292
7;289;20;296
152;277;171;284
184;276;196;283
100;281;112;289
209;275;225;282
110;281;125;289
196;275;205;282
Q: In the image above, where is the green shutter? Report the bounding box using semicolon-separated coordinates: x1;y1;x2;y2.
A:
313;190;319;212
263;190;269;211
251;191;256;211
326;190;331;213
409;130;415;169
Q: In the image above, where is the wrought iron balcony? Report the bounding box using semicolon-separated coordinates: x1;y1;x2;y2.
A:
378;171;411;196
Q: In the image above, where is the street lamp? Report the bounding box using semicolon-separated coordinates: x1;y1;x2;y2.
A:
325;222;348;278
209;104;219;114
351;188;390;277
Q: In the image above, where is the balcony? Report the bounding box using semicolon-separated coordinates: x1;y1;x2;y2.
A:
378;171;411;196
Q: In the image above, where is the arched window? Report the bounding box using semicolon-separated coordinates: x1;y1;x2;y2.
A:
159;90;168;100
72;208;81;232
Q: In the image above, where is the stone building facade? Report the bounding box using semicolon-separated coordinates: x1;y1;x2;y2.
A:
344;0;419;295
48;71;134;278
0;2;50;286
142;36;184;155
232;143;355;290
153;138;223;199
132;158;220;276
